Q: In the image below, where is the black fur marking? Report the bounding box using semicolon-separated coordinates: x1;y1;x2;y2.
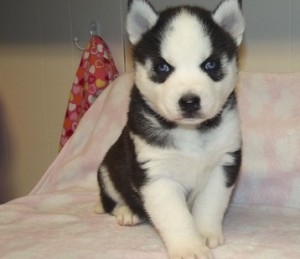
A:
183;6;237;82
133;7;178;65
128;86;176;147
197;112;222;132
196;10;237;81
98;127;149;220
132;8;180;84
210;14;239;58
97;85;177;220
201;55;224;82
224;149;242;187
226;91;238;110
151;57;175;83
97;173;116;213
198;91;237;132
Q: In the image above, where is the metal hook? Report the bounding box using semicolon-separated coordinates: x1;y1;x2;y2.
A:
73;36;85;51
73;21;99;51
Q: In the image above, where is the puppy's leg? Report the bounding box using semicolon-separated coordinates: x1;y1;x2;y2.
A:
192;165;234;249
142;178;213;259
98;166;144;226
94;196;144;228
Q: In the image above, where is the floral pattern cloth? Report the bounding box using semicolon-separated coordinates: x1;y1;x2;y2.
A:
59;35;118;149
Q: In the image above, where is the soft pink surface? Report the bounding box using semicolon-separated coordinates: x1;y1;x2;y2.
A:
234;73;300;209
0;72;299;258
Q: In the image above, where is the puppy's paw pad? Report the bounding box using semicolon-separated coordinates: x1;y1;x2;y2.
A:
112;205;143;226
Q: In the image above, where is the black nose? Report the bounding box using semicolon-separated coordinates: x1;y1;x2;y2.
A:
179;94;201;113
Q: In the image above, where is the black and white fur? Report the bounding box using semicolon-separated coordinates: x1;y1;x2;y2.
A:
97;0;245;258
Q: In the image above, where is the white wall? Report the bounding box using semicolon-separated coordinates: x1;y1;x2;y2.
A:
0;0;299;202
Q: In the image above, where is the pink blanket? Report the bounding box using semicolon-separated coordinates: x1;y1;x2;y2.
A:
1;72;299;258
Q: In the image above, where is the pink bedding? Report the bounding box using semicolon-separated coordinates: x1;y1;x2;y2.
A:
0;72;299;258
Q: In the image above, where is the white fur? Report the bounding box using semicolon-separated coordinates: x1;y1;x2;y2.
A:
142;178;213;259
213;0;245;46
192;166;233;248
130;107;241;257
131;107;241;190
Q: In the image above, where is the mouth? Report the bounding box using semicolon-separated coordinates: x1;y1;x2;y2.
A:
183;112;201;118
174;116;204;125
176;111;203;120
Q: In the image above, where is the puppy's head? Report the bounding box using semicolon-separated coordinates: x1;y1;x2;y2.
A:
127;0;245;125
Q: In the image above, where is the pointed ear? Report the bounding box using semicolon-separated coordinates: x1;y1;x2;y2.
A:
126;0;158;45
213;0;245;46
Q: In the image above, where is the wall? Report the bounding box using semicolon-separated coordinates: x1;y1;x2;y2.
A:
0;0;299;202
0;0;125;202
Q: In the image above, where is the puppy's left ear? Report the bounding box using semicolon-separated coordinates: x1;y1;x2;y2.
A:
213;0;245;46
127;0;158;45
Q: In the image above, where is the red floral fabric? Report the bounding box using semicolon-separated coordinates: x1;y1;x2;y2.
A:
60;35;119;149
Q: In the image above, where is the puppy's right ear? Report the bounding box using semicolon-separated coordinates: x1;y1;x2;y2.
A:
213;0;245;46
127;0;158;45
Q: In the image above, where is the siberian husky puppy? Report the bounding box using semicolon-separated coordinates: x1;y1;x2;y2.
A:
97;0;245;258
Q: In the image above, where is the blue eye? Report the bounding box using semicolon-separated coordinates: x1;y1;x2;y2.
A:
205;61;216;70
203;59;220;72
156;62;170;73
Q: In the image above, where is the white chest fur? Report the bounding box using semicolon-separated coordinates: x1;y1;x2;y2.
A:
130;108;241;192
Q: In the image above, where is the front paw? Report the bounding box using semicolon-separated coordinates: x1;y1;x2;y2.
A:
94;202;105;214
112;205;144;226
200;231;224;249
168;242;213;259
